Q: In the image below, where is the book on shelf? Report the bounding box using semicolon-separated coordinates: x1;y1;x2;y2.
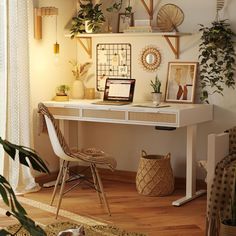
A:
123;26;161;33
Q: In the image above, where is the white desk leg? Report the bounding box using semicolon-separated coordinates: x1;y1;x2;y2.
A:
172;124;206;206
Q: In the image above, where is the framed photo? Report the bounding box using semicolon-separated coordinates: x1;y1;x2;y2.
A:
118;13;134;33
165;62;198;103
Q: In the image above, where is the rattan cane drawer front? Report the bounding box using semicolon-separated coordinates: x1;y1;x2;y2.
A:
128;112;177;124
48;107;80;117
82;109;125;120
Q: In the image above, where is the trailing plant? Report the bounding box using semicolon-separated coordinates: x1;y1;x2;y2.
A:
199;19;236;103
150;75;161;93
106;0;132;16
70;0;105;38
0;137;49;235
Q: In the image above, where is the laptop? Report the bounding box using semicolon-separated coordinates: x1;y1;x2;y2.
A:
94;78;135;105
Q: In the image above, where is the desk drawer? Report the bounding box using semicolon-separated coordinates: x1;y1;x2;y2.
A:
82;109;125;120
48;107;80;117
129;112;176;123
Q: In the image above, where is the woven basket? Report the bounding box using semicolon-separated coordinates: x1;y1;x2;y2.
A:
220;222;236;236
136;150;174;196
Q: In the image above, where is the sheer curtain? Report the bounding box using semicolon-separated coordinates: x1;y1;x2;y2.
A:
0;0;7;175
0;0;40;193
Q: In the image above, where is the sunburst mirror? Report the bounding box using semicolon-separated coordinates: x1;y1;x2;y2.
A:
140;46;161;72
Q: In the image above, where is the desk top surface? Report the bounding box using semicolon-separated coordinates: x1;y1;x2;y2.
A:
42;100;213;127
43;99;213;112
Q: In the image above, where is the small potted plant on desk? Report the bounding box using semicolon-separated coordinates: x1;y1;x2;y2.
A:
150;75;162;106
54;84;70;101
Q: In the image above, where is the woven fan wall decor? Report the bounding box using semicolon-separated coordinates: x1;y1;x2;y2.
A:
156;4;184;32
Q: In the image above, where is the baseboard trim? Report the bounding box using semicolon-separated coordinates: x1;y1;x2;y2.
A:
36;166;206;190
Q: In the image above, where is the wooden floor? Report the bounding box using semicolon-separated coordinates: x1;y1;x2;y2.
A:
0;179;206;236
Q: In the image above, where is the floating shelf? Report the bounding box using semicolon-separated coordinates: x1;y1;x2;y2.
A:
65;32;191;59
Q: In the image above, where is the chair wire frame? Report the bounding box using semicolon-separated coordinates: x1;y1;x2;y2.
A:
38;103;117;218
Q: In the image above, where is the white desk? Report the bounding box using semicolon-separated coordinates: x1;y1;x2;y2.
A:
43;99;213;206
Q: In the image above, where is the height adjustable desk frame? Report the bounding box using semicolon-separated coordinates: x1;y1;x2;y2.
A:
43;100;213;206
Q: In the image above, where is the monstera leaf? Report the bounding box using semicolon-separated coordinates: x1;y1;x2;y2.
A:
0;137;49;235
0;137;49;173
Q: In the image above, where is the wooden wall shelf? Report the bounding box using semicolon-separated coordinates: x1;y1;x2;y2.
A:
65;32;191;59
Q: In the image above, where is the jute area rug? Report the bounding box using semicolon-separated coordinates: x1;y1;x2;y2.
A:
0;196;146;236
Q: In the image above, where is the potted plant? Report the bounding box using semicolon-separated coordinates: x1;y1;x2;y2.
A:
69;60;92;99
54;85;70;102
70;0;105;37
56;84;70;96
0;137;49;235
106;0;132;33
150;75;162;106
199;19;236;103
106;0;132;16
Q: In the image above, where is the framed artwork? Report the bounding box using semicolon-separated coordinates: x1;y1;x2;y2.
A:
118;13;134;33
165;62;198;103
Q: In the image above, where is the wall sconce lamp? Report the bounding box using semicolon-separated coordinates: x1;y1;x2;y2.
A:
34;7;59;54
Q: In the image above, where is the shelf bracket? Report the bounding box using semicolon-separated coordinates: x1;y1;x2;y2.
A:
140;0;153;20
76;37;92;58
163;35;180;59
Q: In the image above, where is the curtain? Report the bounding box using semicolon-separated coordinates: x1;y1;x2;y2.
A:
0;0;40;194
0;1;7;175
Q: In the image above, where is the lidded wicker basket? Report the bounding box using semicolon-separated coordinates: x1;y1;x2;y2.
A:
136;150;174;196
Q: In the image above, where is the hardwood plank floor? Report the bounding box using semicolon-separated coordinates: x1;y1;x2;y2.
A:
0;179;206;236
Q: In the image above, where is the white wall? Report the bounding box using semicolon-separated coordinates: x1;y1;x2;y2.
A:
30;0;78;172
30;0;236;178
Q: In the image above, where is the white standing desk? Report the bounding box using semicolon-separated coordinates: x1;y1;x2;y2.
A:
43;99;213;206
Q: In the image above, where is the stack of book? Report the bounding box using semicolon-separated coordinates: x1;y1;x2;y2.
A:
123;26;160;33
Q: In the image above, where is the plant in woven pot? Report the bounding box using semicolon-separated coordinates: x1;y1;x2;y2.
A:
136;150;174;196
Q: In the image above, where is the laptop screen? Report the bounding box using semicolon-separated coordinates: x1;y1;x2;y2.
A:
104;78;135;102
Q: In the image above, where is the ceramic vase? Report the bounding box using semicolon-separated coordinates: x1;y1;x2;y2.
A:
71;80;84;99
85;21;93;33
152;93;162;106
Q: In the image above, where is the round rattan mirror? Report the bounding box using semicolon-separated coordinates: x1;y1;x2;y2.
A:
140;46;161;72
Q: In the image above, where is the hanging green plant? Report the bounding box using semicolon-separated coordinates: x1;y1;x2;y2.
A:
199;20;236;103
106;0;132;17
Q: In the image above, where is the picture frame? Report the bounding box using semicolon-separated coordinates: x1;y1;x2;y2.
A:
165;62;198;103
118;13;134;33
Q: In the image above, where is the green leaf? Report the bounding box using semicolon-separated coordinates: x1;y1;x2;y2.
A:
0;229;10;235
0;184;9;206
8;211;46;236
0;138;49;174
